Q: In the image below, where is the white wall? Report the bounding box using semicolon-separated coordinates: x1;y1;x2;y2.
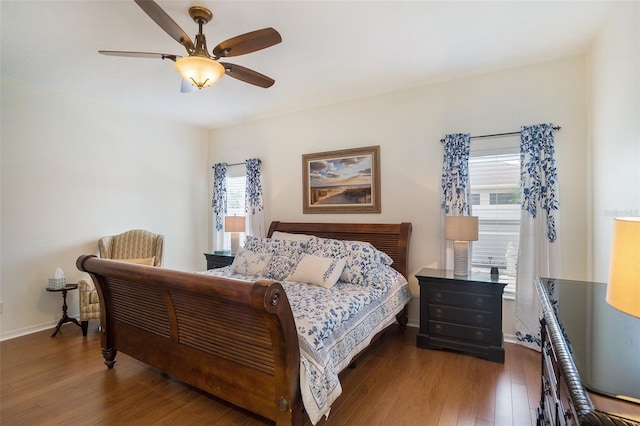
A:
588;1;640;281
0;77;210;339
587;2;640;398
208;56;590;334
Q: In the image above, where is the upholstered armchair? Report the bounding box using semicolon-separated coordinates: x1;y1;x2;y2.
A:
79;229;164;336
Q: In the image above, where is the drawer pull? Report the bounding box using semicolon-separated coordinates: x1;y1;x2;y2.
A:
434;308;443;318
433;292;443;303
474;330;485;340
474;297;485;307
433;324;443;334
474;314;485;324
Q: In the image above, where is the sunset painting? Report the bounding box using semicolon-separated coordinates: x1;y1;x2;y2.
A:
303;146;380;213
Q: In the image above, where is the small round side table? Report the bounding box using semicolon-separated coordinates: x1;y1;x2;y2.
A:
46;283;82;337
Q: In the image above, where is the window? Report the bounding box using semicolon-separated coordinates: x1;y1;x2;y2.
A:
226;175;246;216
225;174;246;247
469;148;520;294
489;192;520;205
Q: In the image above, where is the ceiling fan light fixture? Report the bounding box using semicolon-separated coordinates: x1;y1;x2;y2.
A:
175;56;225;89
102;2;281;89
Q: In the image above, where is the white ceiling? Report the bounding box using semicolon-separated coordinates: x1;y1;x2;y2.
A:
1;1;617;129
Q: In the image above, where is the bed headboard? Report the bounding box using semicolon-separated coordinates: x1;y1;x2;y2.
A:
267;221;412;279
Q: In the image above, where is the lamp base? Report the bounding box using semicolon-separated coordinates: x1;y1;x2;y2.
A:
230;232;240;255
453;240;470;277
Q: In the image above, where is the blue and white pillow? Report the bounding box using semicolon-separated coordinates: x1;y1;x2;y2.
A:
343;239;393;266
243;235;307;280
243;236;272;253
271;231;313;244
306;237;392;285
363;264;406;289
230;248;273;276
244;235;308;253
263;251;305;280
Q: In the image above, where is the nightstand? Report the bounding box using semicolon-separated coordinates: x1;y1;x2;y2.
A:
204;252;235;270
416;268;507;363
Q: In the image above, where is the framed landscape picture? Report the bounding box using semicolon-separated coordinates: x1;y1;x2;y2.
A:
302;145;381;213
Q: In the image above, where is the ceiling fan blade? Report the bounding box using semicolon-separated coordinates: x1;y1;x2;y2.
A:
220;62;275;88
180;79;197;93
213;28;282;58
99;50;181;61
134;0;195;52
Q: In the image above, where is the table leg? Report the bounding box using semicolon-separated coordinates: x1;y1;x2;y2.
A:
50;289;82;338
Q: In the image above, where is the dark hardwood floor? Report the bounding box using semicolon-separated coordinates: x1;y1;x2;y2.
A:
1;323;541;425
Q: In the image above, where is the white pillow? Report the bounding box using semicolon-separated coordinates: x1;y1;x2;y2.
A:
271;231;313;243
286;254;346;289
230;248;273;276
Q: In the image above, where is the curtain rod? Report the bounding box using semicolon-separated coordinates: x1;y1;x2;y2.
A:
211;159;261;168
439;126;561;143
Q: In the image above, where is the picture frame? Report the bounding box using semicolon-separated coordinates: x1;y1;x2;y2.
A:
302;145;381;214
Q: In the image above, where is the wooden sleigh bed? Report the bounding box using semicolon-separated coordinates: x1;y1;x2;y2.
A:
76;221;412;425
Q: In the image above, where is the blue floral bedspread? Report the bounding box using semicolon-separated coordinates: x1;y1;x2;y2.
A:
201;266;412;424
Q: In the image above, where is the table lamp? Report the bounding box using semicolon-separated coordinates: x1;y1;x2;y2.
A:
606;217;640;318
225;215;245;255
445;215;479;277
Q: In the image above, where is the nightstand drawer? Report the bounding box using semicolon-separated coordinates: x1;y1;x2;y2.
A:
428;289;493;310
429;320;492;343
429;304;492;327
204;253;235;269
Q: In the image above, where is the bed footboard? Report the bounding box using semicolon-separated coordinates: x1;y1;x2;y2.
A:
76;255;302;425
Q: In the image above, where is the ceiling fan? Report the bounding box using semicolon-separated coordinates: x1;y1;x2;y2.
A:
100;0;282;91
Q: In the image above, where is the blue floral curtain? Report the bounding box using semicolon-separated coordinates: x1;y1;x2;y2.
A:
440;133;471;268
515;123;561;350
441;133;472;215
245;158;265;237
212;162;228;251
520;124;559;242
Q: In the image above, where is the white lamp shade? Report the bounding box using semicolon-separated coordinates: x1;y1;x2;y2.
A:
224;215;245;232
445;216;479;241
175;56;225;89
445;215;478;277
606;217;640;318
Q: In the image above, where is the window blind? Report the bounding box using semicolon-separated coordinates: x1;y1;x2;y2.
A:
469;148;520;287
226;175;246;216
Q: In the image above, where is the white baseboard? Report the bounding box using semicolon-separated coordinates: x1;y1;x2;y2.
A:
407;320;419;329
0;316;81;341
504;333;518;344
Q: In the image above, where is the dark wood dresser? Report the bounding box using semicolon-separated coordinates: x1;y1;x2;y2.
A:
536;277;640;425
204;252;234;270
416;268;507;363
